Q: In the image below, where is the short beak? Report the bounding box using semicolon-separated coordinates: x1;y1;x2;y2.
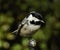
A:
40;20;45;23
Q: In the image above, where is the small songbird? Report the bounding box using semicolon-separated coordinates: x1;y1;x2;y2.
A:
12;11;45;37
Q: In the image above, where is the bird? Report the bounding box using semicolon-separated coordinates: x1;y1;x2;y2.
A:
12;11;45;38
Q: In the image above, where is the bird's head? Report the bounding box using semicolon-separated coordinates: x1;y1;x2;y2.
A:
27;11;45;27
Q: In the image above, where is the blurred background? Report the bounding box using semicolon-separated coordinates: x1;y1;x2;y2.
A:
0;0;60;50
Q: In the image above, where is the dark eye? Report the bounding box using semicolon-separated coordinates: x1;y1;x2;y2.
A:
30;20;35;24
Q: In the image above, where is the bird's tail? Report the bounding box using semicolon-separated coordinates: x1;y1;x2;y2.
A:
12;29;18;35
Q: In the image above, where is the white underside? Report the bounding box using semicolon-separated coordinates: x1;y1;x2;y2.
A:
20;24;40;37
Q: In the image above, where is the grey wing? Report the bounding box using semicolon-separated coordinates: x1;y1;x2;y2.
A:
17;17;27;29
12;17;27;34
21;17;27;24
12;24;21;34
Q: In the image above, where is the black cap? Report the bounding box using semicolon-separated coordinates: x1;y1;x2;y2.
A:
30;11;43;20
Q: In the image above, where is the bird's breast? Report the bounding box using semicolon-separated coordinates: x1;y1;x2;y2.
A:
20;24;40;37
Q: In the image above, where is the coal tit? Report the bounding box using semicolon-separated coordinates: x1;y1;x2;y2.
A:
12;11;45;37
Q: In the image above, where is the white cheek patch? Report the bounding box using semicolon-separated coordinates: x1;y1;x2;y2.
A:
27;14;40;21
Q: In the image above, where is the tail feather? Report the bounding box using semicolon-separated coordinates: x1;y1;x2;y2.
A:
12;29;18;35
